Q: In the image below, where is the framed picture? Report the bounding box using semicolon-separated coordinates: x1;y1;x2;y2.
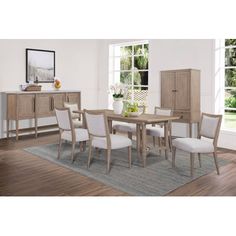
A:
26;48;55;83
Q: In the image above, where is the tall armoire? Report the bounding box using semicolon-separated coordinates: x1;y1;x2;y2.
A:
161;69;201;137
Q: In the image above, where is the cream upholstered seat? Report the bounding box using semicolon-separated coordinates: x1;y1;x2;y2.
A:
172;113;222;177
84;110;132;173
146;107;173;154
55;108;89;163
92;134;131;149
172;138;214;153
64;102;82;128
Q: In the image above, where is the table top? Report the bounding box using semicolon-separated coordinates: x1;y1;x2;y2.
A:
74;110;180;124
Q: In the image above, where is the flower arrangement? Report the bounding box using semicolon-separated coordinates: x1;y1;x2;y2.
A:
110;83;127;100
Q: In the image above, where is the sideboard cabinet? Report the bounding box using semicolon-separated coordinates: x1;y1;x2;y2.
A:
6;91;81;140
161;69;200;137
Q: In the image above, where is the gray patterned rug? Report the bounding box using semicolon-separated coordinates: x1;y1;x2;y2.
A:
24;143;229;196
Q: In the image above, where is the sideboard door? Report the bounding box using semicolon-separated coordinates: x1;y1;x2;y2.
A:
18;94;35;119
37;94;53;117
66;92;81;108
52;93;66;110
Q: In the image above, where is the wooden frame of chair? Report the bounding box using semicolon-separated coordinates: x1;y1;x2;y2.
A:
84;109;132;174
55;108;77;163
152;106;173;153
172;112;222;177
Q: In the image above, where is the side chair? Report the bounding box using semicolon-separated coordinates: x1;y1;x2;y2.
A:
172;113;222;177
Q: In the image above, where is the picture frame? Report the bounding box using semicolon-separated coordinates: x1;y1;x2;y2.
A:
26;48;55;83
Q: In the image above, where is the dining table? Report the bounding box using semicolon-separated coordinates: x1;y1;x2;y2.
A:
74;109;180;167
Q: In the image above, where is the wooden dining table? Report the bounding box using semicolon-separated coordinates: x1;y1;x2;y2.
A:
74;110;180;167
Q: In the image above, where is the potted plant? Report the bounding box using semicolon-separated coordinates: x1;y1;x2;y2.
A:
110;83;127;114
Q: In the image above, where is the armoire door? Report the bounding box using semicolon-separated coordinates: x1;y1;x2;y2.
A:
175;71;190;110
161;71;175;109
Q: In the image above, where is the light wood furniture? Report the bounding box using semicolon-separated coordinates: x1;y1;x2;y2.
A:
84;110;132;174
55;108;88;163
172;113;222;177
75;110;180;167
5;90;81;140
161;69;200;137
146;107;173;154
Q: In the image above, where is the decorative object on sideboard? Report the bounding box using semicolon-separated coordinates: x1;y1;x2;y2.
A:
26;48;55;83
110;83;127;114
53;77;61;90
20;84;42;91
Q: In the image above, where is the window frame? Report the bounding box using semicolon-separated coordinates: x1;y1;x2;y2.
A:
109;40;149;104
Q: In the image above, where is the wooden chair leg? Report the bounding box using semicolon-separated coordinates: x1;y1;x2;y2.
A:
213;151;220;175
106;149;111;174
190;153;195;177
83;141;86;152
113;129;116;134
79;142;83;152
168;136;172;152
71;142;76;163
172;146;176;168
153;136;156;147
58;133;62;159
128;146;132;168
158;137;162;155
87;141;92;168
128;132;132;140
198;153;202;167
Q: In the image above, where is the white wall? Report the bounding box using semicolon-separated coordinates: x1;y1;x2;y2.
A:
0;39;99;138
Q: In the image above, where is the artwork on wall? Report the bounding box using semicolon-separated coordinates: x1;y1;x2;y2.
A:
26;48;55;83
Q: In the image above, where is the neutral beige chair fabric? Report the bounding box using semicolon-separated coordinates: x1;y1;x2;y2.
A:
64;102;83;128
146;107;173;154
55;108;89;163
172;113;222;177
84;110;132;174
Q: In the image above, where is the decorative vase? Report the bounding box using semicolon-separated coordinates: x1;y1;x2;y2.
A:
112;98;123;114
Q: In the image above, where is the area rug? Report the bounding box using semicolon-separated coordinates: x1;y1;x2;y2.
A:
24;143;229;196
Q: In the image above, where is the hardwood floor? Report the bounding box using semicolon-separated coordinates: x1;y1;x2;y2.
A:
1;132;236;196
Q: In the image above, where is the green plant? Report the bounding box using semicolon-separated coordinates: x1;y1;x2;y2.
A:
126;102;139;112
225;96;236;108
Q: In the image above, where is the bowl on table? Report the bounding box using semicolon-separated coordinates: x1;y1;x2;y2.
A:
128;111;142;117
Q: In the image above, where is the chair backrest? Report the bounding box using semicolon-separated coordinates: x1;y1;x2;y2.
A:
84;110;110;138
55;108;73;130
154;107;172;116
64;102;78;112
199;113;222;145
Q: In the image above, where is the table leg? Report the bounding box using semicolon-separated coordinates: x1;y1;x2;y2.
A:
164;121;169;160
16;119;19;141
141;123;147;167
136;124;141;161
189;122;192;138
108;120;112;133
6;119;9;139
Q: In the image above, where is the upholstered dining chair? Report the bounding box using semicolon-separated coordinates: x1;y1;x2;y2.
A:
146;107;173;154
84;109;132;174
112;105;145;140
55;108;89;163
172;113;222;177
64;102;83;128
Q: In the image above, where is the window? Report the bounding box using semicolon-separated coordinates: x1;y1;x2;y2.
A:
224;39;236;129
109;41;149;106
